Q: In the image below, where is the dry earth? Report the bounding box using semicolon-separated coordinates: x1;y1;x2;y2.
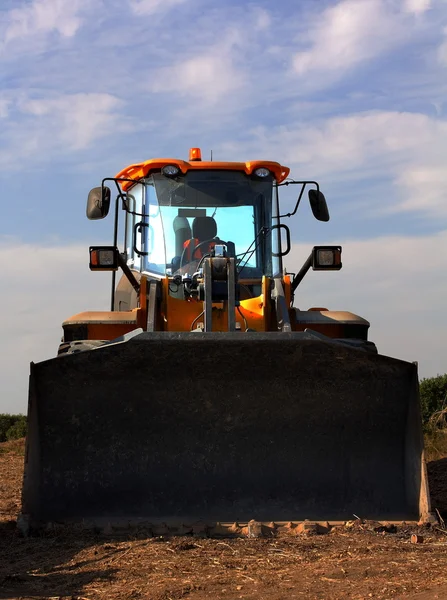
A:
2;439;447;600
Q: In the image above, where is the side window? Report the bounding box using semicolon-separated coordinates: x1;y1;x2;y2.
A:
142;186;166;275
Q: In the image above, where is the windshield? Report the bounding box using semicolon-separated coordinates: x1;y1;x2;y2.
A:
124;170;273;278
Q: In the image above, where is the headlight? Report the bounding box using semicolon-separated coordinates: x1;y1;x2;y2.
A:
253;167;270;177
161;165;180;176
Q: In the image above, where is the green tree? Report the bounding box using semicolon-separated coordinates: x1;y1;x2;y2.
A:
0;414;15;442
0;414;27;442
420;374;447;426
6;416;27;441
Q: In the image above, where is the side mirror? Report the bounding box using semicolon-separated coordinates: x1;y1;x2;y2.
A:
87;186;111;220
308;189;330;222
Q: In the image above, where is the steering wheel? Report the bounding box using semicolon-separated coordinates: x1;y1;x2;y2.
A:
192;238;227;259
180;237;227;268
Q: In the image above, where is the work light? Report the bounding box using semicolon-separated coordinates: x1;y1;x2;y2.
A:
312;246;342;270
89;246;118;271
254;167;270;177
161;165;180;177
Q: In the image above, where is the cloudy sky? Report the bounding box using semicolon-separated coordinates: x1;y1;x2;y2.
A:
1;0;446;413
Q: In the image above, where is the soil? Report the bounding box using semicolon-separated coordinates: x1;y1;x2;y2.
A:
2;440;447;600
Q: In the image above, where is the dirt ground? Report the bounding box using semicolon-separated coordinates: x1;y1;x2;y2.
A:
2;440;447;600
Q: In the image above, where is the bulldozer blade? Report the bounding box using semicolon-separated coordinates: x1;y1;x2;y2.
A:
21;332;430;530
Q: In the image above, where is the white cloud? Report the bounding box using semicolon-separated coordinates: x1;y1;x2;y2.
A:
0;92;130;168
19;93;125;150
230;110;447;217
300;111;445;175
292;0;398;76
147;7;274;109
291;0;433;86
150;31;246;105
4;0;88;45
130;0;187;15
395;166;447;214
286;230;447;379
152;54;244;104
403;0;432;14
0;240;110;414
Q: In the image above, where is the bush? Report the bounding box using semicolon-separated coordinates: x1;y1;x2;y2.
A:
0;414;14;442
6;416;27;441
420;374;447;426
0;414;27;442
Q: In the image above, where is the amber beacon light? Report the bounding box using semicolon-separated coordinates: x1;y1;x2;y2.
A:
189;147;202;161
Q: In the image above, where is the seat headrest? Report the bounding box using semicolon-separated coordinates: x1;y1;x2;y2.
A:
192;216;217;241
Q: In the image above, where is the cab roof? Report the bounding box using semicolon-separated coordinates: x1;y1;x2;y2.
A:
115;148;290;191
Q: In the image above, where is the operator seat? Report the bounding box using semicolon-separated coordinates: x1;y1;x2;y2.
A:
192;216;217;243
183;216;219;261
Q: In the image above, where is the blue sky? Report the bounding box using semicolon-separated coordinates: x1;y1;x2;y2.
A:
1;0;447;412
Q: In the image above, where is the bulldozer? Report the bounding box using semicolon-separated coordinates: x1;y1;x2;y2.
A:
20;148;432;534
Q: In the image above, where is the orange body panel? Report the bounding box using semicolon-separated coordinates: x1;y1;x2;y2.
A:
161;278;267;332
291;309;370;339
63;309;142;341
63;270;369;341
116;159;290;190
63;277;270;339
63;278;149;341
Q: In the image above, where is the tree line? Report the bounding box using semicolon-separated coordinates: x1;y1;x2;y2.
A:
420;373;447;430
0;414;27;442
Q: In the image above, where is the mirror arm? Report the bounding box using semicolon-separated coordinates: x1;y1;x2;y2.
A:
279;185;306;218
117;252;140;295
278;181;320;219
291;253;312;294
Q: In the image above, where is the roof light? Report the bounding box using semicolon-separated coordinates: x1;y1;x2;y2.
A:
162;164;180;176
254;167;270;177
189;147;202;161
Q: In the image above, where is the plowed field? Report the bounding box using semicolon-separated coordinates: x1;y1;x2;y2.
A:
2;439;447;600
